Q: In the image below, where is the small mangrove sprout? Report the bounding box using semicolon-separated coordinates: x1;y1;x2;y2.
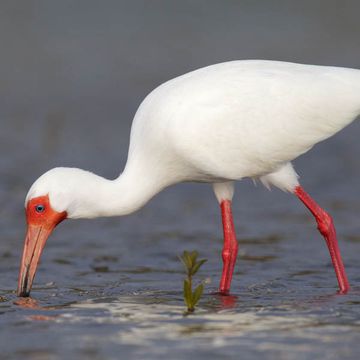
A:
179;250;207;313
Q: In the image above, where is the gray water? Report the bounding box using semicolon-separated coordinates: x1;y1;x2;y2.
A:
1;1;360;359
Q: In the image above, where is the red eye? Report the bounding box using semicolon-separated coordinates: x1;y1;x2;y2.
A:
35;204;45;213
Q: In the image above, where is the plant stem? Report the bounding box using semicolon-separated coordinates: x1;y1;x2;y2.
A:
187;274;193;312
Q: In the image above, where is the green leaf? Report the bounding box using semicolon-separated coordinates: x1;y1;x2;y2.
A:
190;259;207;276
192;283;204;307
179;251;192;273
189;251;198;267
179;250;207;313
183;278;192;308
179;255;189;272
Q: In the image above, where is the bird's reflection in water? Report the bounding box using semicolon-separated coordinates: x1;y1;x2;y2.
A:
209;293;238;310
218;294;238;309
14;297;60;321
14;297;41;309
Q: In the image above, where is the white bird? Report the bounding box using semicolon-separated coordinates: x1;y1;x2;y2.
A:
18;60;359;297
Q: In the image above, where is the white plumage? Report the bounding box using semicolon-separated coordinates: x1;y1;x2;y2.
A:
28;60;360;217
129;60;359;185
20;60;358;296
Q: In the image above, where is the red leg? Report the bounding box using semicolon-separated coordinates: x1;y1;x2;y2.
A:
295;186;350;294
219;200;239;294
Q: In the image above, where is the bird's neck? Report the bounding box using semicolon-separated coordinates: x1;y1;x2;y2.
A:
70;165;167;219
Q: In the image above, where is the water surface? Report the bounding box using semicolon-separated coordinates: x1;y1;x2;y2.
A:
1;1;360;359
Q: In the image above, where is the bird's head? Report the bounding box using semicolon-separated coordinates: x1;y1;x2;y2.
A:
17;167;101;297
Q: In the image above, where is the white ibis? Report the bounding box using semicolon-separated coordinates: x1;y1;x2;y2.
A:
18;60;359;297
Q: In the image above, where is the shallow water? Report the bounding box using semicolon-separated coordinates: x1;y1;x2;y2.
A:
1;1;360;359
2;178;360;359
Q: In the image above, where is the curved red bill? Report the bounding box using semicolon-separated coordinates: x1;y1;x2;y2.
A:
17;195;66;297
17;224;55;297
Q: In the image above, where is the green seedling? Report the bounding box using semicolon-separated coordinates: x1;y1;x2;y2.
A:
179;250;207;313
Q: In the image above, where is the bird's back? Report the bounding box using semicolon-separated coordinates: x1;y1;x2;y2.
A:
127;60;360;183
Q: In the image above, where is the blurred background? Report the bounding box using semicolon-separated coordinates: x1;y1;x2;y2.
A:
1;1;360;359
